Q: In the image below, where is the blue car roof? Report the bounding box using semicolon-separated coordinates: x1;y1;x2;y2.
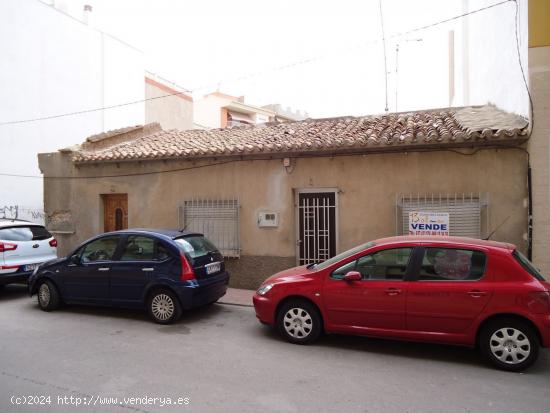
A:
104;228;203;239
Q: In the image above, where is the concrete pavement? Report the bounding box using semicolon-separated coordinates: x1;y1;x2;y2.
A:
0;284;549;413
218;287;254;307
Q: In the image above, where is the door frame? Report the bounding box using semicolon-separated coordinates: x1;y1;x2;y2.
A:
294;188;339;266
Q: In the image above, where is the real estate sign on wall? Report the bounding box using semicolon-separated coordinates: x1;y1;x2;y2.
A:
409;211;449;236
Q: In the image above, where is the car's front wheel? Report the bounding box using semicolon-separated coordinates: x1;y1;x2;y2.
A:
480;318;540;372
147;289;182;324
277;299;322;344
37;280;61;311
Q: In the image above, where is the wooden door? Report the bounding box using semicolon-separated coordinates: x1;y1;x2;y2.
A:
103;194;128;232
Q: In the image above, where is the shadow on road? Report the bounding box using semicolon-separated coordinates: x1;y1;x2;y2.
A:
252;317;550;374
0;284;29;301
14;292;227;326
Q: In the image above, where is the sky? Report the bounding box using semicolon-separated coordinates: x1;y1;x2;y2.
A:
55;0;465;118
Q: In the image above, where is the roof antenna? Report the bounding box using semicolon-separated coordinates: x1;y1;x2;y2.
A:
180;218;194;232
483;216;510;240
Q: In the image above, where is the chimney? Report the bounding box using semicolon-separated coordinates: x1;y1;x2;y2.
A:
83;4;92;25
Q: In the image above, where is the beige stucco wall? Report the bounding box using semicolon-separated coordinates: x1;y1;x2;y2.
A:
39;149;528;288
145;81;193;130
529;45;550;274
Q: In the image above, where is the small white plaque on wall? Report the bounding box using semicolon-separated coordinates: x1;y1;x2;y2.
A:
258;211;279;228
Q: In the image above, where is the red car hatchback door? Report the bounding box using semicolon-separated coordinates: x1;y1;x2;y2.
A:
323;247;414;331
406;246;493;336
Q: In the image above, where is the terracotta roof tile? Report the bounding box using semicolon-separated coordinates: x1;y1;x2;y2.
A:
71;105;528;163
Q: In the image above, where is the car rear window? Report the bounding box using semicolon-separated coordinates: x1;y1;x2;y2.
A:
0;225;52;241
419;248;487;281
513;250;548;281
174;235;219;259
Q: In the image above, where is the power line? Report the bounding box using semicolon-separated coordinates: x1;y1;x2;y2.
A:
0;0;513;127
0;89;192;126
512;0;533;129
378;0;389;113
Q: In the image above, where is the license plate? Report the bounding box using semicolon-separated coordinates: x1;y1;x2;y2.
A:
205;262;221;275
24;263;40;271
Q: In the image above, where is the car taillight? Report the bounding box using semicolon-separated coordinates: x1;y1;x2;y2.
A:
49;239;57;248
0;242;17;252
180;254;196;281
525;291;550;314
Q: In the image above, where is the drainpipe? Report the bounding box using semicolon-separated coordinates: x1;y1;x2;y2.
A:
527;162;533;261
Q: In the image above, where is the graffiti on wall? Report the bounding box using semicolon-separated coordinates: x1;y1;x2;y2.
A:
0;205;45;224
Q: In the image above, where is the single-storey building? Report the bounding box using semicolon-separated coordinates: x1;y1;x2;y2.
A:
39;104;529;289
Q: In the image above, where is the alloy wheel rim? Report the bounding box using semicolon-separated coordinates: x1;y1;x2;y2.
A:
490;327;531;365
151;294;175;321
283;307;313;339
38;283;50;307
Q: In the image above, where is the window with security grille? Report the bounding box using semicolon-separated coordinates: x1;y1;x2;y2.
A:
179;199;240;258
396;193;489;238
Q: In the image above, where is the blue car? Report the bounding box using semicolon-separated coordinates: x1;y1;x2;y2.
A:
28;229;230;324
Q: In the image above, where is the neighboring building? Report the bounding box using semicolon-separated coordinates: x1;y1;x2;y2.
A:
0;1;191;224
261;104;308;123
527;0;550;274
0;0;144;223
145;71;194;131
194;92;305;129
39;104;528;289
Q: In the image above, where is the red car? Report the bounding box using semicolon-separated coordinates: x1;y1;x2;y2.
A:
253;236;550;371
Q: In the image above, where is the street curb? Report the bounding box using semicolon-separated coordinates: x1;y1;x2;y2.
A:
217;302;254;308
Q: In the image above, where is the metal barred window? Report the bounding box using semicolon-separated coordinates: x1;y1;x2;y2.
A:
396;193;489;238
178;199;240;258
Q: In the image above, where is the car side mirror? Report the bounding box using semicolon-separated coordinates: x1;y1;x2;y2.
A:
344;271;362;282
69;254;81;265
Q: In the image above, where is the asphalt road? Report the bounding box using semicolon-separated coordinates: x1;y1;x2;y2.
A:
1;285;549;413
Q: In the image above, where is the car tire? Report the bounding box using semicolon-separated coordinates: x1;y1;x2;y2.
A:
147;289;182;324
277;299;322;344
37;280;61;312
480;318;540;372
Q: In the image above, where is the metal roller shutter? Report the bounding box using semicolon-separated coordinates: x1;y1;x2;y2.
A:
397;194;485;238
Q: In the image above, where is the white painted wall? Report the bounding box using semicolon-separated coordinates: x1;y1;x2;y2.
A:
389;0;529;117
193;94;231;129
456;0;529;117
0;0;144;223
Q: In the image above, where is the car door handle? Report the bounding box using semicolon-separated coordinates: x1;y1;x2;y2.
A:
98;267;110;271
468;290;487;298
142;268;154;272
385;288;402;296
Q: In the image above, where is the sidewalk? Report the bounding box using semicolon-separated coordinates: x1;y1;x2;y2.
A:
218;287;254;307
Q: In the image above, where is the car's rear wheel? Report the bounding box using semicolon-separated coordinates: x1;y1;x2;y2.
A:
147;289;181;324
37;280;60;311
277;299;322;344
480;318;539;372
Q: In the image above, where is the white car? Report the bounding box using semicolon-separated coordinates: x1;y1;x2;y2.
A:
0;219;57;289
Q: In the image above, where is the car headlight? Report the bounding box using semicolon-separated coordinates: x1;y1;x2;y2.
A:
257;283;274;296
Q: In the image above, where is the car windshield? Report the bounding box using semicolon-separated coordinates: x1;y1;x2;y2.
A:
174;235;218;259
0;225;52;241
513;250;548;281
312;241;376;270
